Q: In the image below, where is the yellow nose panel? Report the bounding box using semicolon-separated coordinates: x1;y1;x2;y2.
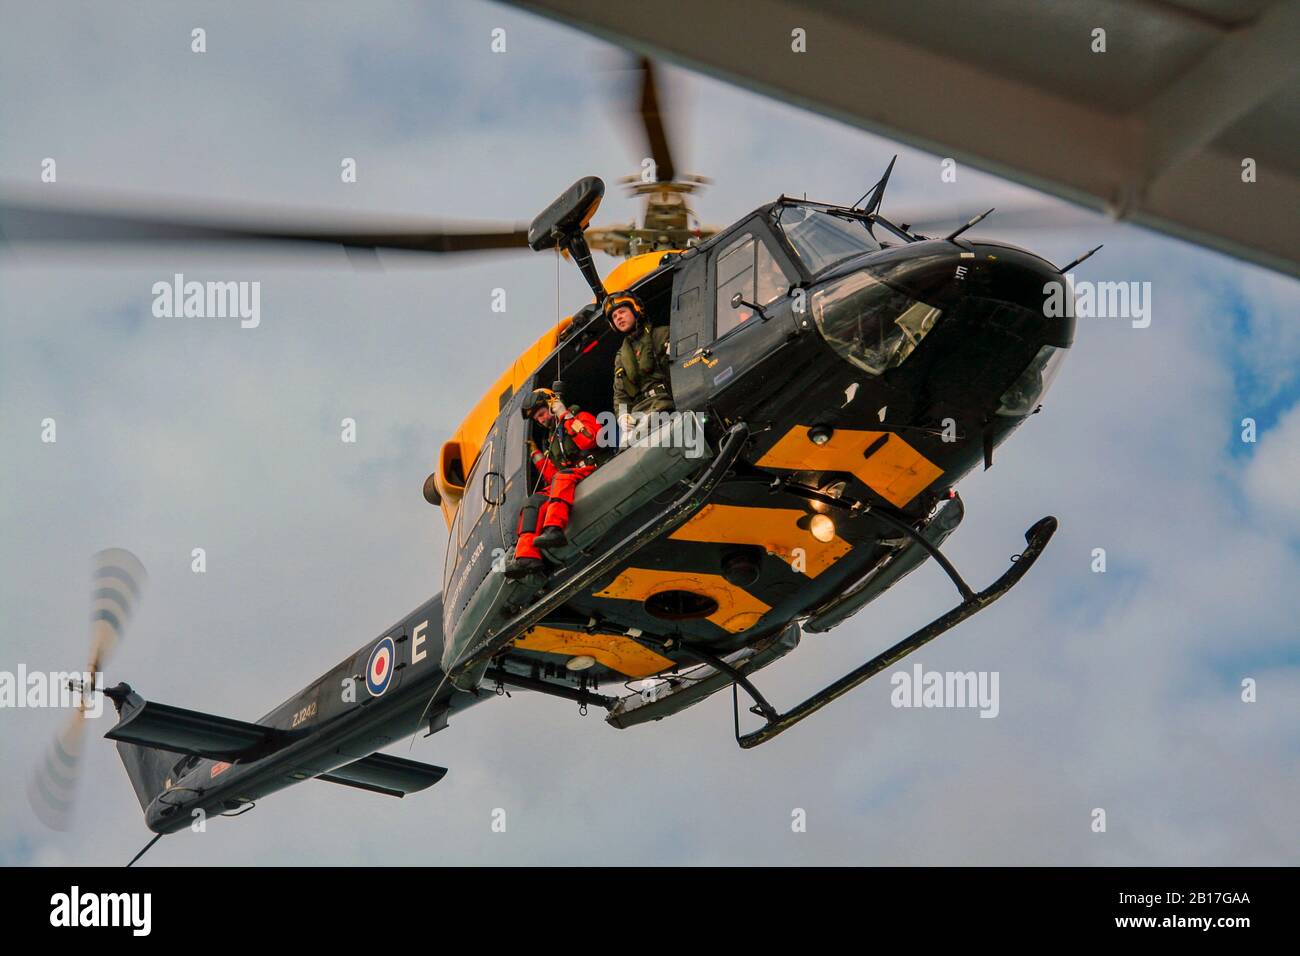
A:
514;626;675;679
594;568;772;634
669;503;851;578
757;425;943;508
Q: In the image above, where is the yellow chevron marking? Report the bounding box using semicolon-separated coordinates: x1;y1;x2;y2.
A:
756;425;943;508
594;568;771;634
669;503;851;578
514;626;675;679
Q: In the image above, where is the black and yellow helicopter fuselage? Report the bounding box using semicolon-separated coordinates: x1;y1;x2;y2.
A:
102;179;1067;838
433;186;1069;719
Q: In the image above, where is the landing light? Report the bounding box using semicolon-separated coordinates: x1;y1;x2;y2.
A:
566;655;597;672
809;514;836;543
808;425;834;445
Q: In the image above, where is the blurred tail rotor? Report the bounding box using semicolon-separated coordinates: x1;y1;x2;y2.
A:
28;548;147;831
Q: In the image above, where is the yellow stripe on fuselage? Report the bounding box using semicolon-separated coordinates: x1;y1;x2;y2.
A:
436;252;671;529
594;568;771;634
513;626;675;678
757;425;943;508
669;503;851;577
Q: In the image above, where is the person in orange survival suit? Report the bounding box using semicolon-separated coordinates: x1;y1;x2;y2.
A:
504;388;603;580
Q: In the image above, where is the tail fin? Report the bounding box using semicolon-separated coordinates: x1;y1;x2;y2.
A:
102;683;179;813
115;741;179;811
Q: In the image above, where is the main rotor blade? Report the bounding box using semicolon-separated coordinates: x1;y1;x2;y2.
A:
636;57;677;183
898;200;1111;237
0;191;529;255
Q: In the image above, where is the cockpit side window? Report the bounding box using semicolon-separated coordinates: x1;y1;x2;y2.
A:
457;437;494;548
444;506;461;590
504;396;524;481
714;233;793;339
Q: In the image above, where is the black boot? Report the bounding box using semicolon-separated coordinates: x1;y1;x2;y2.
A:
534;526;567;550
504;556;545;580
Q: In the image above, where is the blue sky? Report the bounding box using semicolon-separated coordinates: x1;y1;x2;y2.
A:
1;0;1297;865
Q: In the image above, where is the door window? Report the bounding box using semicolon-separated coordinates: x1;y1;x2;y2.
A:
714;234;792;339
457;438;494;548
504;396;524;479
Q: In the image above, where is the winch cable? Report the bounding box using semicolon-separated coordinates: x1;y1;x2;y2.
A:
125;833;163;868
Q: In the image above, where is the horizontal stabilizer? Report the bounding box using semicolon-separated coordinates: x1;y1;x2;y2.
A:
318;753;448;798
105;695;286;760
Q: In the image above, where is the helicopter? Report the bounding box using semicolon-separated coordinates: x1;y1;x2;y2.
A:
13;60;1088;862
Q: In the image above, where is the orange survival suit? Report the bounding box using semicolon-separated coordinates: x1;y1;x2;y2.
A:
512;391;602;566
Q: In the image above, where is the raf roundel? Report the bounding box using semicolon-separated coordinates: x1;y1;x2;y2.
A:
366;636;396;697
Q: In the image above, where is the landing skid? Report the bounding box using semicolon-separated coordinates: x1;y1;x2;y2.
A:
727;515;1058;749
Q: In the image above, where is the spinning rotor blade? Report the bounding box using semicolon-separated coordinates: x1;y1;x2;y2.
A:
0;191;529;256
28;711;87;832
28;549;147;831
896;199;1112;238
636;57;677;183
88;548;147;674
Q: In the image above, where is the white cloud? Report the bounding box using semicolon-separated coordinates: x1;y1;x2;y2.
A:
1243;403;1300;537
2;0;1298;867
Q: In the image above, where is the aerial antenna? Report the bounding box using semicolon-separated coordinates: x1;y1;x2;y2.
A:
945;208;995;241
126;833;164;867
1059;244;1104;272
853;155;897;215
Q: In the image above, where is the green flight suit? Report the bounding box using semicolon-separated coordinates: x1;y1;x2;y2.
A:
613;323;675;414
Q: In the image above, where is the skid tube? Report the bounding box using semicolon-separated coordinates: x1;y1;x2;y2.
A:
733;515;1058;749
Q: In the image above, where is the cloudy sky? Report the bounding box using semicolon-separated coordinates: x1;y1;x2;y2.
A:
2;0;1297;866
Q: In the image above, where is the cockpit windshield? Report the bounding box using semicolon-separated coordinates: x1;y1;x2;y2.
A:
775;204;880;275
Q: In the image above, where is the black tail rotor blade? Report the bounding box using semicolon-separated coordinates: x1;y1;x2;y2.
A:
28;549;147;831
28;712;86;832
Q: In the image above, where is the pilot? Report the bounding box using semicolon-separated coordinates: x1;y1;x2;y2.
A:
505;388;602;580
607;291;674;434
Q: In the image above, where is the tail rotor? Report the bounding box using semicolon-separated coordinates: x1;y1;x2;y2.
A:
28;548;147;830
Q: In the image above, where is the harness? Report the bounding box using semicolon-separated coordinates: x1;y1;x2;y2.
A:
618;324;670;399
543;405;606;468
